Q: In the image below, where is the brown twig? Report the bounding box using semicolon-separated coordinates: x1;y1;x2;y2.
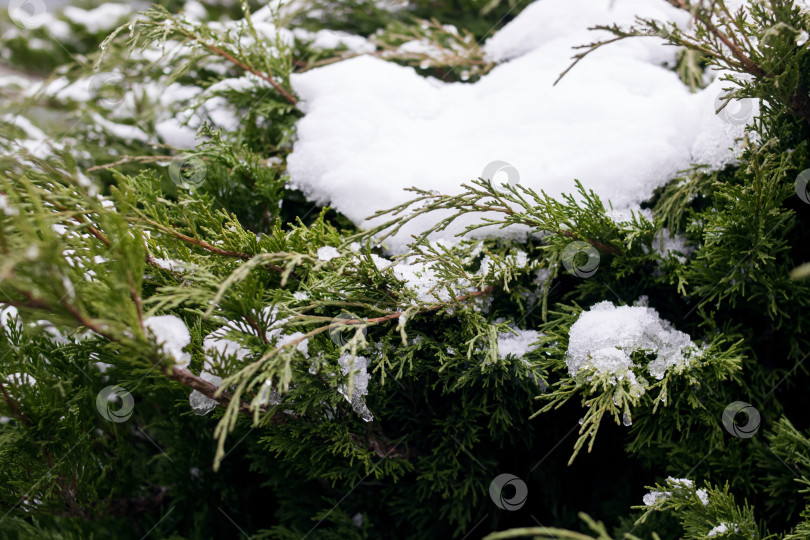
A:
127;271;144;328
0;381;31;427
134;218;278;265
244;313;269;344
50;201;111;247
168;367;254;414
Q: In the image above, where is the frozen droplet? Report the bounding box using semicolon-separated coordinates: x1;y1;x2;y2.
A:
189;390;217;415
622;411;632;427
352;398;374;422
258;381;281;406
578;417;584;425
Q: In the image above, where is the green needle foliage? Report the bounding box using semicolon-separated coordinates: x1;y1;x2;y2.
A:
0;0;809;539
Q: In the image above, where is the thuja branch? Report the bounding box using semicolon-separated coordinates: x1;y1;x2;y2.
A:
360;179;623;255
2;287;260;417
134;217;254;260
179;29;298;107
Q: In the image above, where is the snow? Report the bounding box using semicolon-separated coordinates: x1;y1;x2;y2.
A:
497;328;541;360
287;0;751;253
203;325;252;363
183;0;208;21
566;301;699;386
152;257;186;273
0;305;20;331
708;523;739;537
292;28;375;54
277;331;310;357
2;113;51;157
3;114;47;141
62;4;132;34
143;315;192;368
642;477;702;506
317;245;340;261
6;373;36;386
642;490;668;506
650;231;693;262
90;113;150;143
155;118;198;148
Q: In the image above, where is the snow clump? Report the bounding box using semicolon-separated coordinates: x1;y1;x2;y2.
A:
566;301;700;391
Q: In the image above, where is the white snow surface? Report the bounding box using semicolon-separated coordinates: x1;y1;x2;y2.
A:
144;315;192;368
566;301;699;382
0;305;20;331
497;328;541;360
317;245;341;261
708;523;740;537
642;477;703;506
62;4;132;34
288;0;752;253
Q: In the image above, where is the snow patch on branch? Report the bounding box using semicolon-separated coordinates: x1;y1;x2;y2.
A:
497;328;541;360
566;301;700;388
144;315;192;368
287;0;749;252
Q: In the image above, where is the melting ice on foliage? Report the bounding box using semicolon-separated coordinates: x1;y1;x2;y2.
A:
566;301;700;391
708;523;739;537
337;354;373;422
642;477;709;507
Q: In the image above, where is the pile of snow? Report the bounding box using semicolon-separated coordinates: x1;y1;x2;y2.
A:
566;301;700;388
642;477;709;506
497;328;541;360
708;523;739;537
144;315;192;368
288;0;753;253
202;307;310;367
0;305;20;332
62;3;132;34
317;245;341;261
292;28;375;54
